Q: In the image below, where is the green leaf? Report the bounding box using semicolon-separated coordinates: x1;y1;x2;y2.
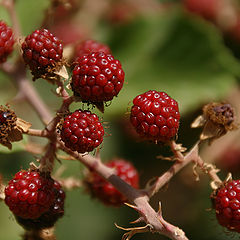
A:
104;9;240;116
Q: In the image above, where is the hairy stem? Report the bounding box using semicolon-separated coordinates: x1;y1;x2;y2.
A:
58;141;188;240
148;141;222;198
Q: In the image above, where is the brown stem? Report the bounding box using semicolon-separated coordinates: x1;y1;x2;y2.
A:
1;61;53;125
26;128;49;137
1;0;22;39
39;141;57;172
169;140;185;161
148;141;222;198
39;80;74;172
45;80;74;132
58;141;188;240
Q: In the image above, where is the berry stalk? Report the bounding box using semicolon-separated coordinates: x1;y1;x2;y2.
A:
0;61;53;124
58;140;188;240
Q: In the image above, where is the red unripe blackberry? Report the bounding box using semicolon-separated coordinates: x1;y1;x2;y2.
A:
59;109;104;153
183;0;219;21
85;159;139;206
211;180;240;232
71;52;125;103
227;16;240;43
0;20;14;63
130;90;180;142
74;40;111;59
217;146;240;173
5;170;56;219
50;21;84;46
15;179;65;230
21;29;63;72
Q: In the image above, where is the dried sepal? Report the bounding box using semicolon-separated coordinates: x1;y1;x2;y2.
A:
16;118;32;132
156;155;177;161
191;115;206;128
115;223;152;240
191;102;236;143
54;65;69;80
32;61;65;83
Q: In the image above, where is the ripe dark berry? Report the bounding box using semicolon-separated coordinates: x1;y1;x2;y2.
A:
21;29;63;74
59;109;104;153
0;20;14;63
71;52;125;103
183;0;219;21
211;180;240;233
74;40;111;59
85;159;139;206
130;90;180;142
15;179;65;230
5;170;55;219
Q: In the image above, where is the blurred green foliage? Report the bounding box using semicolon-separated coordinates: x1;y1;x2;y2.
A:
1;0;240;240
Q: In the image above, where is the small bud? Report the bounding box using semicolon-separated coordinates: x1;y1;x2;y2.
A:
191;102;236;143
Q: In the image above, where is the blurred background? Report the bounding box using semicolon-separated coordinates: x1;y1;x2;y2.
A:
1;0;240;239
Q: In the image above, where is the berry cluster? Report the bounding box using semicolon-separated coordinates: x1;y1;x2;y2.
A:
71;52;125;104
59;109;104;153
130;90;180;142
22;29;63;75
212;180;240;233
0;20;14;63
5;170;65;229
85;159;139;206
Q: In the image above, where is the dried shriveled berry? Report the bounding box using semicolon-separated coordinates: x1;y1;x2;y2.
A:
211;180;240;233
130;90;180;143
59;109;104;153
5;170;56;219
15;179;65;230
85;159;139;206
0;105;18;149
0;20;14;63
71;52;124;106
204;103;234;127
22;29;63;80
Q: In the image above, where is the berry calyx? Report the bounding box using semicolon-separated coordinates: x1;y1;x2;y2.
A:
74;40;111;60
59;109;104;153
5;170;56;219
21;29;63;79
85;159;139;206
0;20;14;63
130;90;180;143
15;179;65;230
211;180;240;233
71;52;125;105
